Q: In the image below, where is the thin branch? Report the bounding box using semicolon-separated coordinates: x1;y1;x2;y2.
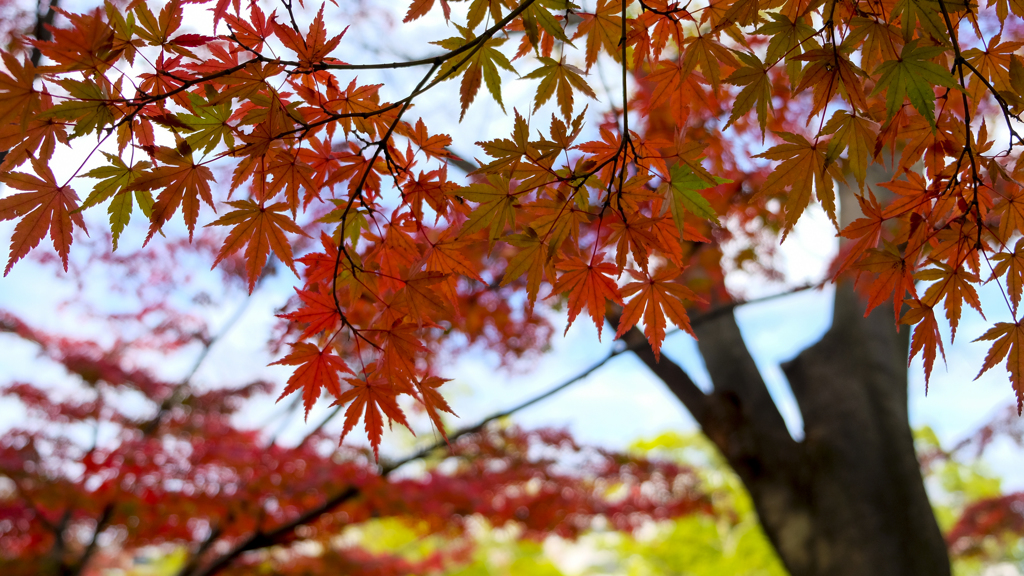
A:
66;503;113;576
140;289;257;436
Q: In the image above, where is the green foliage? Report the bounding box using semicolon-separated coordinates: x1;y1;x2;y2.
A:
612;432;788;576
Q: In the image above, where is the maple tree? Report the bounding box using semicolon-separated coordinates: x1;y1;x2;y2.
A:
2;0;1024;572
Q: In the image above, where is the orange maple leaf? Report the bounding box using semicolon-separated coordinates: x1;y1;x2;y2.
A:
901;298;946;386
836;188;885;276
574;0;623;71
273;342;354;417
615;266;704;360
0;52;39;131
855;245;917;321
990;238;1024;313
550;254;623;338
207;200;308;292
754;132;843;236
974;322;1024;413
414;375;456;442
408;118;454;160
918;261;983;340
391;271;452;326
0;158;86;274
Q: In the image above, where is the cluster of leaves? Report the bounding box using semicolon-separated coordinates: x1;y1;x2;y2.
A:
0;312;708;575
1;0;1024;453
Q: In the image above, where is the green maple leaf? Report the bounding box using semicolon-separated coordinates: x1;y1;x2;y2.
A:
40;79;116;138
872;40;960;127
78;152;153;250
521;0;574;50
660;164;729;239
452;174;519;244
176;92;235;155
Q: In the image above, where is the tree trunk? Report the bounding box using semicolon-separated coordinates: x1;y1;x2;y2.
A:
622;165;951;575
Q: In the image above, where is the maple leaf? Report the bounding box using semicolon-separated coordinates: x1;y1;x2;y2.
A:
821;110;877;189
453;174;519;244
872;41;960;127
974;322;1024;413
681;33;740;92
615;266;705;360
0;97;69;171
754;132;843;236
33;8;118;73
404;167;460;222
574;0;623;71
375;322;428;391
207;200;309;292
757;13;818;80
132;146;216;243
78;153;153;251
918;261;983;339
40;78;118;139
501;228;552;311
176;93;236;155
902;298;946;387
424;231;485;304
413;375;457;442
658;164;727;240
550;254;623;338
273;5;345;70
524;57;597;120
273;342;354;418
889;0;954;42
337;372;413;461
0;158;87;274
391;271;452;326
408;118;454;160
855;244;917;321
433;26;516;120
723;52;773;135
261;147;319;210
991;239;1024;313
279;287;342;340
0;52;40;131
607;213;658;273
836;188;885;276
793;48;868;118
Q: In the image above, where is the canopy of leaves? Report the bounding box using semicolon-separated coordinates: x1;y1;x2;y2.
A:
1;0;1024;570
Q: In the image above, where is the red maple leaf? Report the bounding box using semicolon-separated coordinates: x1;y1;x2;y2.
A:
337;372;413;461
272;342;353;417
279;288;342;340
550;254;623;338
132;146;216;243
